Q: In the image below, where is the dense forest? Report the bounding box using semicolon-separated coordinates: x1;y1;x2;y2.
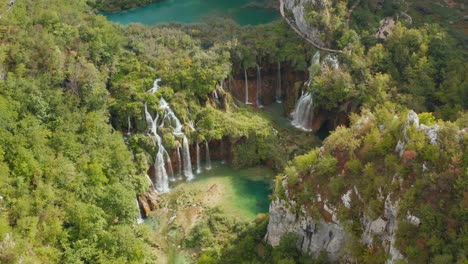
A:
0;0;466;263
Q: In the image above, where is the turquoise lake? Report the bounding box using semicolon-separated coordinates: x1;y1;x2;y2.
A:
101;0;280;26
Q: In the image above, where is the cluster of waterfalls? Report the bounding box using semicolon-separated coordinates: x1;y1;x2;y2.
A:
144;78;211;194
290;51;338;131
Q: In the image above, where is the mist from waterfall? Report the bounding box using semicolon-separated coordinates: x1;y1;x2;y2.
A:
205;141;212;170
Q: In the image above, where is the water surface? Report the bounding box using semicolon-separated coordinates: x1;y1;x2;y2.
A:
101;0;280;26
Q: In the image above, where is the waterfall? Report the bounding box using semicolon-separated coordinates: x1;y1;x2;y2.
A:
182;136;194;180
145;77;195;189
145;105;170;193
205;141;212;170
276;61;282;103
290;51;321;131
147;78;161;93
159;98;183;135
256;65;263;108
244;68;251;105
196;143;201;174
127;116;132;136
291;92;314;131
154;142;170;193
176;146;182;180
136;198;144;224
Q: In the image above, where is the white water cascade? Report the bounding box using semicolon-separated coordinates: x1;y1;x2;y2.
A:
196;143;201;174
205;141;212;170
146;77;195;190
291;92;314;131
136;198;144;224
182;136;194;180
290;51;321;131
256;65;263;108
145;102;170;193
276;61;282;103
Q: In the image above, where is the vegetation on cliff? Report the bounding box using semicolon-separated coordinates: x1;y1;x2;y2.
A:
272;107;467;263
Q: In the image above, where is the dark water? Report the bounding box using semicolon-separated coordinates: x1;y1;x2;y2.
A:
101;0;280;26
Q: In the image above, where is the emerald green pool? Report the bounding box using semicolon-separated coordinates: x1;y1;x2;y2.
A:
191;162;274;219
101;0;280;26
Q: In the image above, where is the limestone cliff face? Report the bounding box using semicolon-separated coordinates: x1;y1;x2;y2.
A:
265;192;405;263
283;0;325;46
265;199;347;261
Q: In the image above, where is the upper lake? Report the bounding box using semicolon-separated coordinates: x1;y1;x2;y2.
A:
101;0;280;26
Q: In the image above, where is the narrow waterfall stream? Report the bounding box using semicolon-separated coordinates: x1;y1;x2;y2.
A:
244;68;251;104
182;136;194;180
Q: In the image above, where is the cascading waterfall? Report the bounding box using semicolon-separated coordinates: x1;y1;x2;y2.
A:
244;68;251;105
205;141;212;170
276;61;282;103
147;77;194;182
136;198;144;224
159;98;183;135
145;102;170;192
196;143;201;174
291;92;314;131
256;65;263;108
182;136;194;180
290;51;321;131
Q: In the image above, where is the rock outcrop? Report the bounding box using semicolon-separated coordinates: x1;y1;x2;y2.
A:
265;199;348;261
138;189;160;217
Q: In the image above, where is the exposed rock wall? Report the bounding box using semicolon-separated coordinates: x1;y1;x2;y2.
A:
265;199;348;261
